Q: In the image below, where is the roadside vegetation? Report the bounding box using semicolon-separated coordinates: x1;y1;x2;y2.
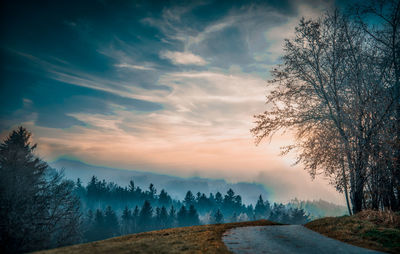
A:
305;210;400;253
34;220;279;254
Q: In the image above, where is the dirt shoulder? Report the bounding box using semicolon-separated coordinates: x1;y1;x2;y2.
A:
35;220;279;254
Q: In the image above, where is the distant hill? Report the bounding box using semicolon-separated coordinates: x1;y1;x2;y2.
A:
49;159;271;205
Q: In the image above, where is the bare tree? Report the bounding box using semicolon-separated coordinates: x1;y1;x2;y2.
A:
352;0;400;211
252;7;398;213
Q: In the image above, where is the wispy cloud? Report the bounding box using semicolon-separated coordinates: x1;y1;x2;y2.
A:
115;63;155;71
160;50;207;66
1;0;343;204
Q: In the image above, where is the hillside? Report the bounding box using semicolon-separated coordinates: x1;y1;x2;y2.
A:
34;211;400;254
34;220;279;254
305;210;400;253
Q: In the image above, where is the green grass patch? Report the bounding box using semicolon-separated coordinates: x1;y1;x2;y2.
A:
362;228;400;248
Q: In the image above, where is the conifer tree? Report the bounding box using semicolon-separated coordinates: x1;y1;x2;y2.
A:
139;201;153;231
213;209;224;224
155;207;161;228
177;205;188;226
121;206;132;234
158;189;171;206
90;209;105;241
168;206;177;228
132;205;140;232
159;206;169;229
187;205;200;225
254;195;267;219
104;206;119;237
0;127;80;253
184;191;195;207
215;192;223;207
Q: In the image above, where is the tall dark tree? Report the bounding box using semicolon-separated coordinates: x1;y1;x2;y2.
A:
215;192;223;207
121;206;132;234
168;205;177;228
0;127;81;253
132;205;140;232
155;207;161;227
139;201;153;231
177;205;188;226
83;210;94;241
158;189;172;207
159;206;169;229
184;191;195;207
254;195;267;219
128;180;135;193
89;209;106;241
213;209;224;224
289;208;309;224
147;184;157;202
187;205;200;225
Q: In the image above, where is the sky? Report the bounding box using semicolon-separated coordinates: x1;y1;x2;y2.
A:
0;0;352;204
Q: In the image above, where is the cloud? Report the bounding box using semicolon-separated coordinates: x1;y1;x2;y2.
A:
0;0;345;205
159;50;207;66
115;63;155;71
261;0;334;62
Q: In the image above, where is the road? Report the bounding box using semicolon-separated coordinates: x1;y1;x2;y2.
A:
222;225;383;254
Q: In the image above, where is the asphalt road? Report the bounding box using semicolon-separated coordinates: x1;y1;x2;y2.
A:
223;225;383;254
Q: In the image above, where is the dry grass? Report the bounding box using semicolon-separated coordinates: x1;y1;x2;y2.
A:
34;220;279;254
305;210;400;254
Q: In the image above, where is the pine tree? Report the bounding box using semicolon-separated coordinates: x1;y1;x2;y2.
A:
128;180;135;192
90;209;105;241
187;205;200;225
213;209;224;224
132;205;140;232
246;205;254;220
184;191;195;207
121;206;132;234
104;206;119;237
0;127;81;253
168;206;177;228
147;184;156;202
158;189;171;206
86;176;99;201
230;212;238;223
159;206;169;229
83;209;94;241
224;189;235;203
215;192;223;207
289;208;309;224
75;178;86;197
155;207;161;228
264;199;271;217
177;205;188;226
139;201;153;231
254;195;267;219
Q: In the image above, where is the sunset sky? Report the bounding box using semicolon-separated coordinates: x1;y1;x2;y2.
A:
0;0;353;204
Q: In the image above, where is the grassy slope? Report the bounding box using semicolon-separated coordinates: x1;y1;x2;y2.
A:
305;210;400;254
35;220;279;254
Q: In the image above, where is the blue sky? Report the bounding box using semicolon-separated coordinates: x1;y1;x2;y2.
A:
0;0;353;203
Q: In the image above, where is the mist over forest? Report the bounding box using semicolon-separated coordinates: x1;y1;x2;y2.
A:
0;127;346;253
50;158;271;205
1;0;399;253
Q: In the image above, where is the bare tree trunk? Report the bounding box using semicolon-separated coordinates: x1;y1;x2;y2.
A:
341;159;352;215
